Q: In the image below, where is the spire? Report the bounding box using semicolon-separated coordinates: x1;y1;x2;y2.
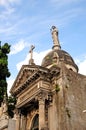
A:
29;45;35;65
51;26;61;50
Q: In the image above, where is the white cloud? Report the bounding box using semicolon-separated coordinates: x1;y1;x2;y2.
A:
77;59;86;76
0;0;20;20
7;79;14;95
16;49;51;71
10;39;30;55
0;0;8;6
0;3;14;20
75;55;86;75
0;0;19;20
0;0;20;7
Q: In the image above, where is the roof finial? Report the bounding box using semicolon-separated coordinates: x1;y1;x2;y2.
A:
51;26;61;50
29;45;35;65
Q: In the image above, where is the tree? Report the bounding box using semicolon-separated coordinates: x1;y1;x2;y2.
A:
0;42;11;106
8;95;16;118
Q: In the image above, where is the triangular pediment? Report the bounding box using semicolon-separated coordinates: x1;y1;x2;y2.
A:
10;65;51;96
10;65;39;94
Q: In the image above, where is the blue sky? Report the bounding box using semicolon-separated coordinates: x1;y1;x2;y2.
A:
0;0;86;94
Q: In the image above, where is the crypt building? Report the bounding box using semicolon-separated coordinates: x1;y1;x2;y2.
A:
10;26;86;130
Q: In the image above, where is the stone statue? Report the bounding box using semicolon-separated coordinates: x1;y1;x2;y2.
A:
51;26;61;50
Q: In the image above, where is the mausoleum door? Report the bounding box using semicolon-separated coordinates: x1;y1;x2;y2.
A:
31;114;39;130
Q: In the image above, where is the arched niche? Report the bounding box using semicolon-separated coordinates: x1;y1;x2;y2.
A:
30;114;39;130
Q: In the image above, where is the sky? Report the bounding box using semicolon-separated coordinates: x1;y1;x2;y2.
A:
0;0;86;95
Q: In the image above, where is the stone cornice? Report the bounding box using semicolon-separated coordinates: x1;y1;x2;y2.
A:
16;87;51;108
10;65;50;95
10;64;60;96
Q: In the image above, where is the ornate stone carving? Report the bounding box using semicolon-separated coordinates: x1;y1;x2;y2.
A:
35;91;48;102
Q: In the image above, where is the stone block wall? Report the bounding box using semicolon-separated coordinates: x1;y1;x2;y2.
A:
55;67;86;130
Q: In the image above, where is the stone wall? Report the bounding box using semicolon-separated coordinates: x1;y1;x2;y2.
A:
55;67;86;130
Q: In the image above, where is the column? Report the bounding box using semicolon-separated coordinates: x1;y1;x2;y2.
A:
15;109;21;130
16;113;20;130
21;115;26;130
39;99;46;130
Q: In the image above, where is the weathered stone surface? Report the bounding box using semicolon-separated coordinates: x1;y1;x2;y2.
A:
8;119;16;130
0;114;8;130
55;66;86;130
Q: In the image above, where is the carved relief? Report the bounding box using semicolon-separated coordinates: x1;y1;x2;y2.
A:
35;91;48;102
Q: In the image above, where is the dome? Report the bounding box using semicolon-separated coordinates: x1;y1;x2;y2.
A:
41;49;78;72
41;26;78;72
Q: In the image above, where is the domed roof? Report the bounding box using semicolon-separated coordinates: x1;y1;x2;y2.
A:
41;49;78;71
41;26;78;72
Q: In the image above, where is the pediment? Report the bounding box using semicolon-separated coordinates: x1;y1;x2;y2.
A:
10;65;39;94
10;65;51;96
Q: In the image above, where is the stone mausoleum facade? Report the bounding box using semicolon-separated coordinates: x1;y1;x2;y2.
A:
0;26;86;130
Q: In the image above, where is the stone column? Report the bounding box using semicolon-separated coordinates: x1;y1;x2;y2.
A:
21;115;26;130
48;103;53;130
39;98;45;130
15;111;21;130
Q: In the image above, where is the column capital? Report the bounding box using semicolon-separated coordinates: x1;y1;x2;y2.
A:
35;91;53;105
35;91;47;101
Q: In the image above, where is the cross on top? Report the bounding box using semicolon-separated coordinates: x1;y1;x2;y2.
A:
29;45;35;54
29;45;35;65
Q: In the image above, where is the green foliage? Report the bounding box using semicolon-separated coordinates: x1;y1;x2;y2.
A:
55;84;60;92
8;95;16;118
0;57;7;65
0;42;11;106
1;43;10;54
0;42;15;118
